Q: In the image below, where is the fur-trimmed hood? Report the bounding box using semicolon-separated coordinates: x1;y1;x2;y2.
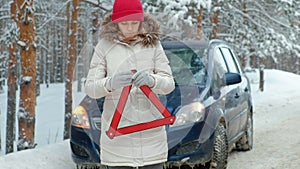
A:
100;13;161;47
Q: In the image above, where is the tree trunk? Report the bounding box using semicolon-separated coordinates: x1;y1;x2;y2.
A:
55;24;63;83
196;7;203;40
36;38;40;97
6;1;18;154
65;1;71;78
241;2;247;69
77;27;85;92
17;0;37;151
296;57;300;75
46;26;51;88
259;65;265;92
277;56;282;70
92;8;99;47
211;9;219;39
64;0;79;140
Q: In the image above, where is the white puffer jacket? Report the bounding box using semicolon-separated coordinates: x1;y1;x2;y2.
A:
84;13;175;167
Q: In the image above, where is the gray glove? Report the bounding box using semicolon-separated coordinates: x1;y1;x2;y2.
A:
132;70;155;88
105;71;133;91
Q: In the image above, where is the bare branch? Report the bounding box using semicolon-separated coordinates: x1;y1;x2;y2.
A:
250;1;290;29
0;15;11;21
36;0;72;31
82;0;110;11
36;0;109;32
228;4;267;31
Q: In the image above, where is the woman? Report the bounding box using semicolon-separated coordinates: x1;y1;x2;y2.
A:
84;0;175;168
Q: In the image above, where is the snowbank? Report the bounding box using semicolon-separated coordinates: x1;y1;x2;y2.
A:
0;140;75;169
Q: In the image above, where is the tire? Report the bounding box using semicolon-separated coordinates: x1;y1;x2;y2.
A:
236;111;253;151
208;124;228;169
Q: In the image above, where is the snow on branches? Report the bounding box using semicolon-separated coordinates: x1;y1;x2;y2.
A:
145;0;211;30
1;22;19;48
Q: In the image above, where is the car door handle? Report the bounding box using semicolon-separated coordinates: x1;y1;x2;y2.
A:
235;93;240;98
244;87;249;92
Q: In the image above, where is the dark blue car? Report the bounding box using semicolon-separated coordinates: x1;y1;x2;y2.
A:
70;40;253;169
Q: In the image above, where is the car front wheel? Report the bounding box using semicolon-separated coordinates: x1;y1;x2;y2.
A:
207;123;228;169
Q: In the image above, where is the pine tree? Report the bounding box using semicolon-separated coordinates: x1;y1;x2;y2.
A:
196;7;204;40
64;0;79;140
17;0;37;151
210;0;222;39
6;0;18;154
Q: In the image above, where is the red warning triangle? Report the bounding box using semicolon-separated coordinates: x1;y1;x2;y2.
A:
106;85;176;139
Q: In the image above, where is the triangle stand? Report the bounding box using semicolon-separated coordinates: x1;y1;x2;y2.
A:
106;85;176;139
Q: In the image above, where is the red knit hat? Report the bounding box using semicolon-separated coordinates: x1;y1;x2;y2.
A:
111;0;144;23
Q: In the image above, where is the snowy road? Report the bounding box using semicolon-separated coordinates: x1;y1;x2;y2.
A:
228;95;300;168
228;70;300;169
0;70;300;169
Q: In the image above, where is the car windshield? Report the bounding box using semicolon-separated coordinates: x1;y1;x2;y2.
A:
164;47;207;87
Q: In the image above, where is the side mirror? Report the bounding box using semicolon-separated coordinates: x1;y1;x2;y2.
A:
225;73;241;85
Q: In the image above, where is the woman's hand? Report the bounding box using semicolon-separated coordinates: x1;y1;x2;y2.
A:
105;71;133;91
132;70;155;88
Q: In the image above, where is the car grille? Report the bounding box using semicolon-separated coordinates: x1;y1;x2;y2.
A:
176;141;200;155
93;117;101;130
71;142;89;157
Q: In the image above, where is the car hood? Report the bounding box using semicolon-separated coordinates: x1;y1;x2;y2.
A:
81;84;203;117
164;84;204;115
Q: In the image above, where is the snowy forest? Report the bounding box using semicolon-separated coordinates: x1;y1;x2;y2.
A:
0;0;299;155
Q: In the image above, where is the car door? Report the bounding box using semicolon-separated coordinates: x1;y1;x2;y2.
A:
214;47;241;140
228;49;251;133
220;47;249;139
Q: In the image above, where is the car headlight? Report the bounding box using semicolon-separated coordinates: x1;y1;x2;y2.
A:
171;102;205;127
71;105;90;129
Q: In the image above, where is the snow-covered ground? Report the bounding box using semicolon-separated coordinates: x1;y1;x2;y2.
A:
0;83;86;153
0;69;300;169
0;83;66;154
0;140;76;169
228;69;300;169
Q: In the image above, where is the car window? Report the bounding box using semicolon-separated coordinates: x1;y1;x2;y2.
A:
164;48;207;86
230;49;243;73
214;49;228;72
220;47;240;73
211;48;228;91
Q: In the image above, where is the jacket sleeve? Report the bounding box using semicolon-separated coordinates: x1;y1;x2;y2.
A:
150;42;175;95
84;43;111;99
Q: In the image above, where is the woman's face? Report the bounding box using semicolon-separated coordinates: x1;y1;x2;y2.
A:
117;21;141;38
